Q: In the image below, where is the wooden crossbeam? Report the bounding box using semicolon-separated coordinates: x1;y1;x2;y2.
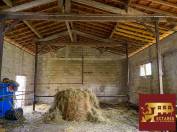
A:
40;42;122;47
0;12;171;22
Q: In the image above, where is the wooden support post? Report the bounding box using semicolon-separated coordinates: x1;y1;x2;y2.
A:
126;43;129;100
155;20;163;94
81;47;84;84
0;20;5;81
126;43;129;85
33;43;38;111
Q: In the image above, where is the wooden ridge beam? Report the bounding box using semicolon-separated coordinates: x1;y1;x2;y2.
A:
0;12;171;22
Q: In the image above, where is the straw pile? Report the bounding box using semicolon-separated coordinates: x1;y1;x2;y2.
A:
43;89;105;122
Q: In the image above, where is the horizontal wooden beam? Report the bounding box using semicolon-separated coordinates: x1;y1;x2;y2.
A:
0;12;172;22
3;0;56;12
40;42;123;47
72;0;145;15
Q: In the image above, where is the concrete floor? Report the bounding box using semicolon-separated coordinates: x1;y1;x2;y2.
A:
5;104;138;132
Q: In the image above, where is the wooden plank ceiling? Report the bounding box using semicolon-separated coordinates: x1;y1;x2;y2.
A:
1;0;177;56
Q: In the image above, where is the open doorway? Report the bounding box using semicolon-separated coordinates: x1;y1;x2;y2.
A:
15;75;27;108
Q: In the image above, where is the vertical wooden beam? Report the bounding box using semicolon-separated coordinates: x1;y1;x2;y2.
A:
64;0;74;42
155;20;163;94
33;43;38;111
126;43;129;95
0;20;5;81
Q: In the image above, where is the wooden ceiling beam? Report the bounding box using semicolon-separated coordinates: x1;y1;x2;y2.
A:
3;0;56;12
131;3;177;16
150;0;177;9
23;20;42;38
38;30;68;42
2;0;13;7
72;0;145;15
109;23;119;39
64;0;74;42
1;12;171;22
116;28;154;40
73;30;123;45
40;42;122;48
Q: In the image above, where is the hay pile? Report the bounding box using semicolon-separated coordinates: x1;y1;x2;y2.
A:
43;89;105;122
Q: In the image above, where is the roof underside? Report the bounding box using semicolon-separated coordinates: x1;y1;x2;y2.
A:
1;0;177;56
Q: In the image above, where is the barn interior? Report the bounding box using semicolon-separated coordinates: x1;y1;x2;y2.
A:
0;0;177;131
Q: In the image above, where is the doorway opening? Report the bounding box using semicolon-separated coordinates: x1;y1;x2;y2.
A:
15;75;27;108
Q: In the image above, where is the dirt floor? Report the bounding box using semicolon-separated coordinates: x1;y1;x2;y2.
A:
4;103;139;132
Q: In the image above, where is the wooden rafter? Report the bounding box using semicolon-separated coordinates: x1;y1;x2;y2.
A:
2;0;12;7
132;3;177;16
3;0;56;12
3;0;43;40
38;31;68;42
109;23;119;39
72;0;145;15
73;30;123;45
150;0;177;9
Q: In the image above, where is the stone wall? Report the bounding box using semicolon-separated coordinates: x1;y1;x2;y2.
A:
36;47;127;104
2;41;34;105
129;32;177;104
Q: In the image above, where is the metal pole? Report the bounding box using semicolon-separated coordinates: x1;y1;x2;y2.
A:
33;43;38;111
0;20;5;81
155;19;163;94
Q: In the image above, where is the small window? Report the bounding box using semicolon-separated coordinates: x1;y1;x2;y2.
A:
140;63;152;77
